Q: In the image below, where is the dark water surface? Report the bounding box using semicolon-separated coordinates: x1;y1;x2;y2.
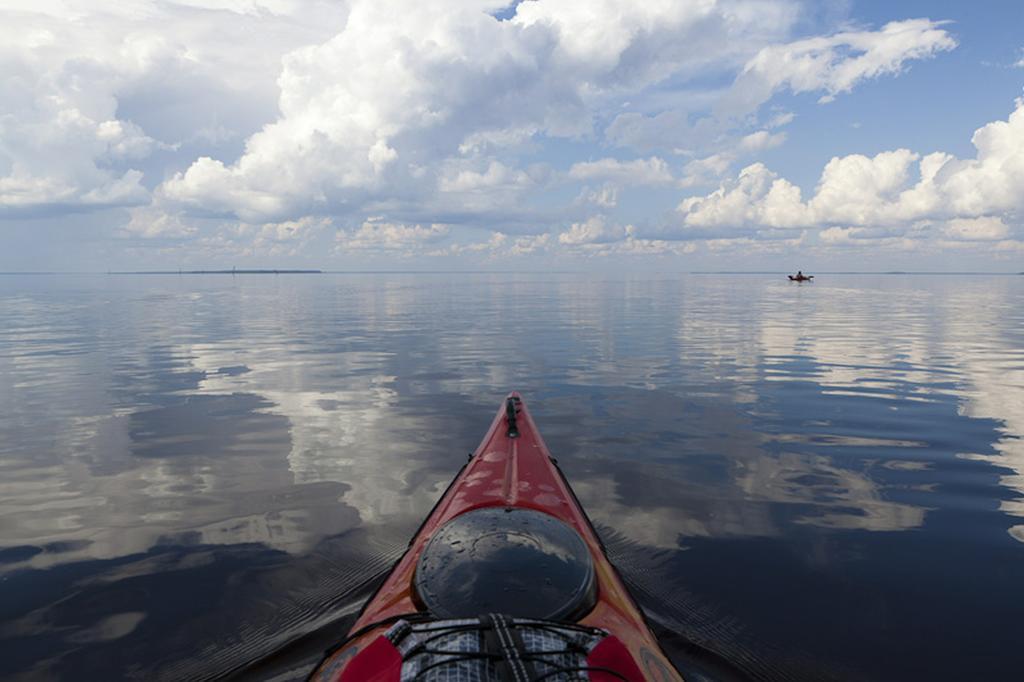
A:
2;273;1023;681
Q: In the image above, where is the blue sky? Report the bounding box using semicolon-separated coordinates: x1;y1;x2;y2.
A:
0;0;1022;271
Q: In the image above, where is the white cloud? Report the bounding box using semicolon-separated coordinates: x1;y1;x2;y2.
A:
252;216;331;244
554;216;709;257
612;237;697;256
568;157;673;186
679;162;810;228
336;220;450;253
0;1;345;216
606;19;953;156
819;225;876;244
604;109;693;152
429;231;508;257
576;184;619;208
809;149;922;224
505;233;549;255
818;226;857;244
123;204;198;238
766;111;796;129
943;216;1010;241
722;19;957;113
739;130;787;152
439;161;533;193
676;129;787;188
558;215;628;245
678;154;733;189
567;232;700;257
422;218;705;259
1;1;988;267
427;230;567;259
678;99;1024;238
0;86;153;212
817;226;919;251
159;0;806;222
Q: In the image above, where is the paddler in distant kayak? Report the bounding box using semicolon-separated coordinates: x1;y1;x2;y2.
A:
788;270;813;281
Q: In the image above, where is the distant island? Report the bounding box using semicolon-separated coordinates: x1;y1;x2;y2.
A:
108;269;322;275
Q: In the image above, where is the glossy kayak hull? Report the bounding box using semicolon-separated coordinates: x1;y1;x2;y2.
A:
310;393;683;681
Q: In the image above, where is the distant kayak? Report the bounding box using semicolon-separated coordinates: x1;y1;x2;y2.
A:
310;393;683;681
788;274;813;282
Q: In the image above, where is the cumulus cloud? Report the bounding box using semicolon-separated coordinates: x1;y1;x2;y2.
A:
253;216;331;244
558;215;629;245
562;228;700;257
0;25;153;213
568;157;673;186
507;233;551;255
438;160;534;194
423;230;563;258
678;99;1024;240
739;130;787;152
335;219;450;253
553;216;707;257
943;216;1011;241
677;129;787;188
123;204;198;239
160;0;808;222
0;93;153;214
576;185;619;209
679;163;810;228
818;226;920;251
1;1;984;266
428;231;508;257
415;216;704;259
678;154;734;189
0;0;344;216
818;226;859;244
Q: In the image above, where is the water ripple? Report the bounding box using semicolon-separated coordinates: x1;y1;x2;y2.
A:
1;273;1023;680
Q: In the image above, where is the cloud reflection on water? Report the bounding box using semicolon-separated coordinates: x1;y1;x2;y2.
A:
1;274;1023;680
939;285;1024;541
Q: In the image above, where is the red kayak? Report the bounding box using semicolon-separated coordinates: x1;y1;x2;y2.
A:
310;393;683;681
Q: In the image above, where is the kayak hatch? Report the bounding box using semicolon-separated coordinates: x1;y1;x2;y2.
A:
309;393;683;682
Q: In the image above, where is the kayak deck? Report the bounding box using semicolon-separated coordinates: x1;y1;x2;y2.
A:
311;393;682;681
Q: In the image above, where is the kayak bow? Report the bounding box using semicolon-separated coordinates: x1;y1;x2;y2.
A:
310;393;683;682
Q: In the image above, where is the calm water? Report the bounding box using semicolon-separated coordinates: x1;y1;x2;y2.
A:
2;273;1023;681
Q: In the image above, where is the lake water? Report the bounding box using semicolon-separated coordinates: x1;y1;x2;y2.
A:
1;273;1023;681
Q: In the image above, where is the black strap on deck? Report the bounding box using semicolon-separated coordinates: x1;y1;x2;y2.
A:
482;613;535;682
506;397;520;438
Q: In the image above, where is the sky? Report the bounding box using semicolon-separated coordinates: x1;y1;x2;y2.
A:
0;0;1022;272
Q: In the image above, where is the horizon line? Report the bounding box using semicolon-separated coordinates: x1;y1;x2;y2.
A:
1;270;1022;276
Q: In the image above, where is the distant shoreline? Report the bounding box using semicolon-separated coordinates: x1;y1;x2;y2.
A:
106;269;322;275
